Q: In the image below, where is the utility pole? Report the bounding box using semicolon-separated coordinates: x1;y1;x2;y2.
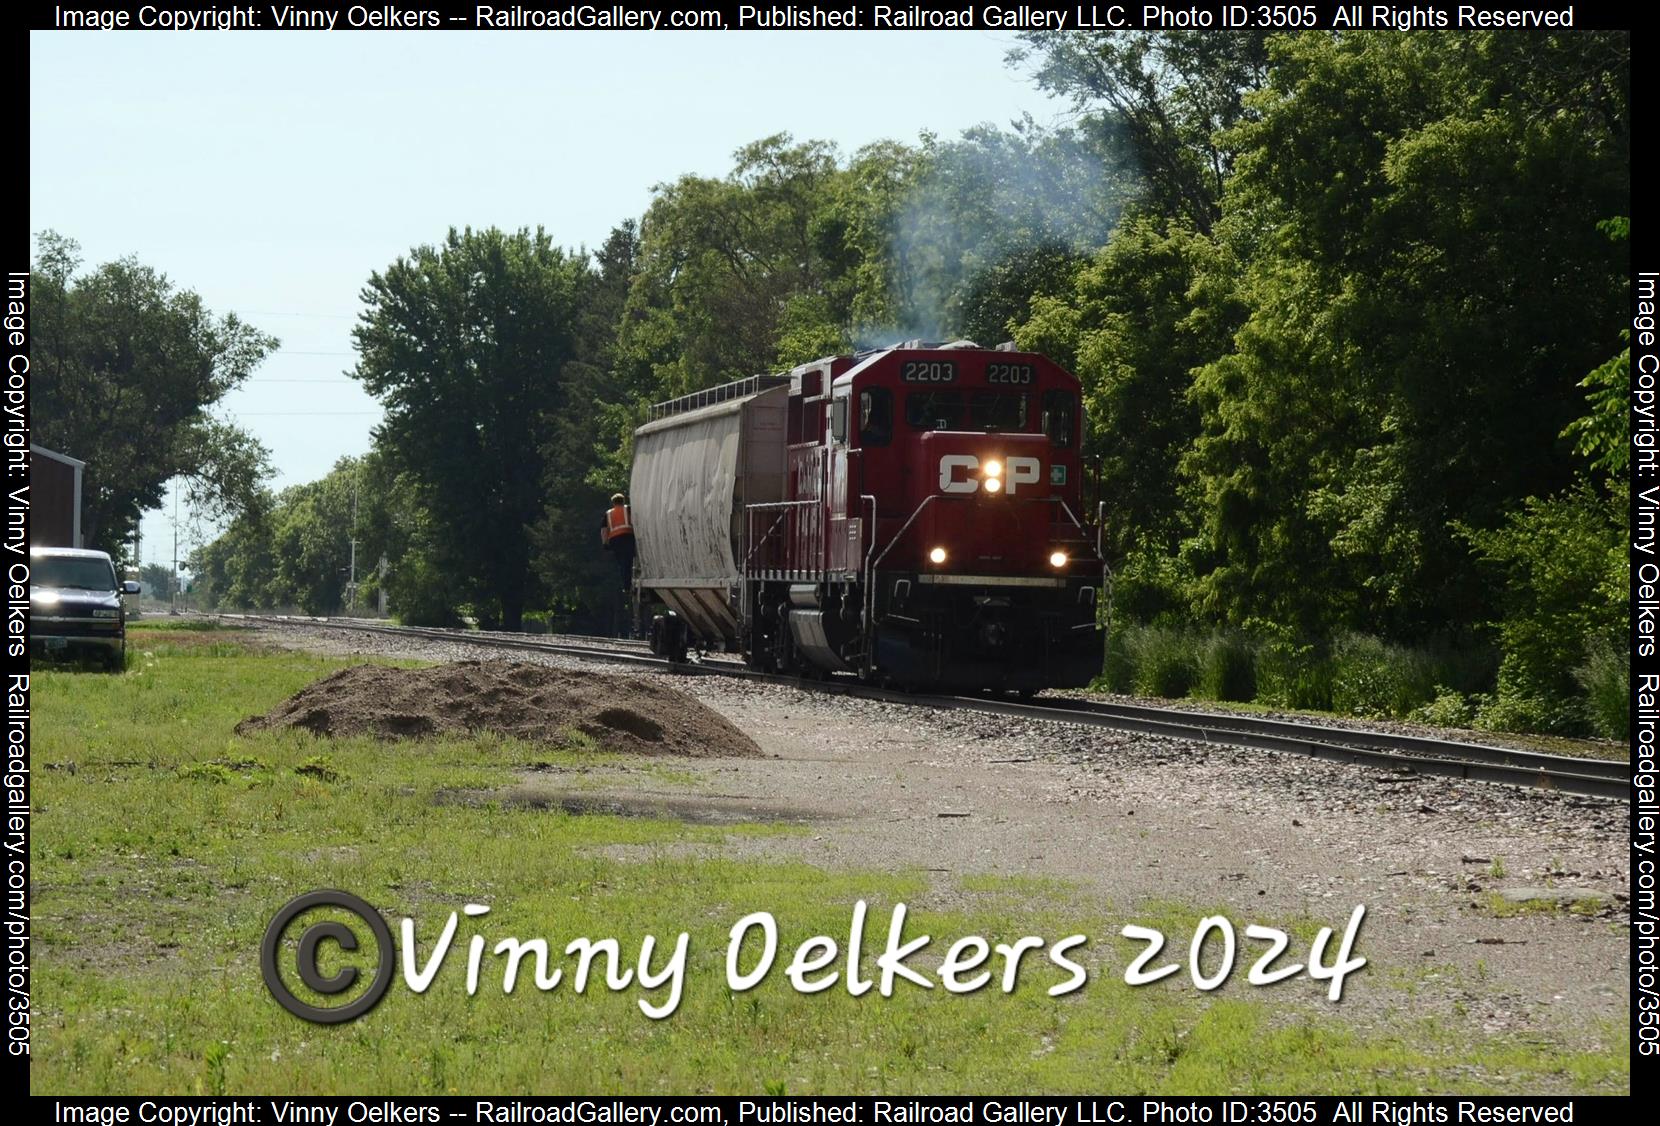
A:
346;469;360;614
171;481;179;614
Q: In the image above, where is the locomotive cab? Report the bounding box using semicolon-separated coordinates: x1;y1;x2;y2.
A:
740;342;1105;692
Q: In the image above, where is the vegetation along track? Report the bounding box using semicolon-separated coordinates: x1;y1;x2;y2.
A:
225;614;1630;802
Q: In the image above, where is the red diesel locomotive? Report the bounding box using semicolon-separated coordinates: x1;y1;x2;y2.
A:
629;341;1106;692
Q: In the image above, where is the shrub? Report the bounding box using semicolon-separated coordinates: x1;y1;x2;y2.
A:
1330;633;1440;718
1460;483;1625;715
1109;550;1189;627
1129;626;1200;698
1410;687;1475;729
1575;637;1630;740
387;554;463;627
1474;691;1564;735
1196;632;1256;702
1254;639;1332;711
1099;627;1137;693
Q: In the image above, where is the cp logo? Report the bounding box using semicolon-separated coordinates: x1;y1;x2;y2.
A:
938;455;1041;494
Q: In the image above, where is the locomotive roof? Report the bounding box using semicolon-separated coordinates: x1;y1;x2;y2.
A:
832;342;1051;389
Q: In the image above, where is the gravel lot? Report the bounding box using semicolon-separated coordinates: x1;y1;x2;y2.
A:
240;620;1631;1045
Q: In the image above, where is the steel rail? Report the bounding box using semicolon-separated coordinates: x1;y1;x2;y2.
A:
1015;695;1630;783
226;614;1628;802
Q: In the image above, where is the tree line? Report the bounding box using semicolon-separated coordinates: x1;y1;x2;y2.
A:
38;30;1630;736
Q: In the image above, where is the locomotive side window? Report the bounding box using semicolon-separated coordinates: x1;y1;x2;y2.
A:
905;390;963;431
968;391;1029;432
901;360;957;383
831;395;849;444
859;388;893;446
1042;390;1077;447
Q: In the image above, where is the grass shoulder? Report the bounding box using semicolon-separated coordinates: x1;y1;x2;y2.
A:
29;642;1628;1094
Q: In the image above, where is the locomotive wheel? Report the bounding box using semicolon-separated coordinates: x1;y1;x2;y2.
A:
744;635;773;673
650;614;690;663
772;617;800;676
666;617;689;664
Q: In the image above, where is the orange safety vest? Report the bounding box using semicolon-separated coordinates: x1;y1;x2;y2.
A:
604;504;633;543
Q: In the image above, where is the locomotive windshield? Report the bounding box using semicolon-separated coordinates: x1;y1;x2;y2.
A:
905;390;1030;432
906;390;961;430
969;391;1029;431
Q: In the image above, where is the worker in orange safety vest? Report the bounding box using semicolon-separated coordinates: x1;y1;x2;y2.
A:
600;492;635;592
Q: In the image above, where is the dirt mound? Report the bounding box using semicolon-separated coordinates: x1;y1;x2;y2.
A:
236;660;762;758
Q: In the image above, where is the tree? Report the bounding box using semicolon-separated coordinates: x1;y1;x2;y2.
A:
618;135;852;399
1018;216;1241;561
352;226;592;631
537;222;644;629
1458;217;1631;734
1011;30;1271;233
137;563;173;598
1180;31;1628;639
30;232;277;554
190;492;278;610
268;461;361;615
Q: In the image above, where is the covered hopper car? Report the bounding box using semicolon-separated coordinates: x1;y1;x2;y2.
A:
628;342;1106;692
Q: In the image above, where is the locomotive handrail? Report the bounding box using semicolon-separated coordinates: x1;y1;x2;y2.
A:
1055;500;1094;546
869;494;1096;577
868;493;948;576
862;492;952;675
743;500;816;576
859;492;878;676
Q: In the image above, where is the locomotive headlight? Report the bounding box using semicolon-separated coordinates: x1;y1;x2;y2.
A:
983;477;1002;493
1049;551;1069;568
929;546;948;565
984;460;1002;478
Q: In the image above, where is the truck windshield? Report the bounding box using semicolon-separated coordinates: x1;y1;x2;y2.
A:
32;556;117;591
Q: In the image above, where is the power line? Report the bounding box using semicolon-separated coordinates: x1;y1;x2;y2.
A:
240;310;357;320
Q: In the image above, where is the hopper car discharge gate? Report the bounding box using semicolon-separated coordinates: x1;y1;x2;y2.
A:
630;346;1108;692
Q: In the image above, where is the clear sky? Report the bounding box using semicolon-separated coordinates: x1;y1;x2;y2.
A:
30;28;1072;568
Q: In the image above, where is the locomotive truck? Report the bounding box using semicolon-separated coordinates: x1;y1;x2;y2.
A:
629;341;1106;693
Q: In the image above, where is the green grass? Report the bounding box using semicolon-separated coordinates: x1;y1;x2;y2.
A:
129;618;254;632
29;637;1629;1094
1482;894;1610;920
1095;624;1622;757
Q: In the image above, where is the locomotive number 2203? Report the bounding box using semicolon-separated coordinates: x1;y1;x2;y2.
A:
986;363;1034;384
901;360;957;383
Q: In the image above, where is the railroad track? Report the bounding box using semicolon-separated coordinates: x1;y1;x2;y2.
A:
226;614;1630;802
